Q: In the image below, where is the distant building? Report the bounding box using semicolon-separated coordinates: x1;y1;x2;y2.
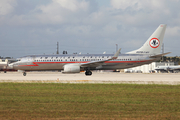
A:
0;57;17;72
124;62;175;73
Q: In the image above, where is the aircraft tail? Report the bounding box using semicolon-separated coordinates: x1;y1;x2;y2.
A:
127;24;167;55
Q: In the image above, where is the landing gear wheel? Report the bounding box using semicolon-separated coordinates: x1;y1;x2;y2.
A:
85;70;92;76
23;72;26;76
4;71;7;73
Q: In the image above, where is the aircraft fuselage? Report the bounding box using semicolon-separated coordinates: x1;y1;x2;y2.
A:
11;54;157;71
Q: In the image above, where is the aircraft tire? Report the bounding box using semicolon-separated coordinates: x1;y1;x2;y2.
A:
23;72;26;76
85;71;92;76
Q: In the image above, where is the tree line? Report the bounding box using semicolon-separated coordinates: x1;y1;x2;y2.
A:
160;56;180;64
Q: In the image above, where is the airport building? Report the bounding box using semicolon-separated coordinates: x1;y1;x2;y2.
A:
0;58;17;72
124;62;175;73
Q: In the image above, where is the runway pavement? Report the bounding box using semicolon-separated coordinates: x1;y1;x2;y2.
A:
0;71;180;85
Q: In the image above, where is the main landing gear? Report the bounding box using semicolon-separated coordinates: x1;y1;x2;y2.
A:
85;70;92;76
23;72;27;76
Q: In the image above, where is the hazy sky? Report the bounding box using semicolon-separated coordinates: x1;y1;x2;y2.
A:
0;0;180;58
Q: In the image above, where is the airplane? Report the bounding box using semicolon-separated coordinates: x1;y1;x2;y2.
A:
155;65;180;73
8;24;170;76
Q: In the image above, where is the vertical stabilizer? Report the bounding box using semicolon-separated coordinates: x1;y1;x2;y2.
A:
127;24;166;55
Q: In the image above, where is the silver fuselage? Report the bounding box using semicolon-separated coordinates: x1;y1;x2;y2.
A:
10;54;158;71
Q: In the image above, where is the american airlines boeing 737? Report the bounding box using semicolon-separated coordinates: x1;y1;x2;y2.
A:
9;24;170;76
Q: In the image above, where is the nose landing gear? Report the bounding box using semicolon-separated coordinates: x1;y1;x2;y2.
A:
23;72;27;76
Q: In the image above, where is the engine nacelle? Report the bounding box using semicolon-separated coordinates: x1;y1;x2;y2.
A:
63;64;80;73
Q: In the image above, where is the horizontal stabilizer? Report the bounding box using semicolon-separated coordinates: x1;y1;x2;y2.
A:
150;52;171;58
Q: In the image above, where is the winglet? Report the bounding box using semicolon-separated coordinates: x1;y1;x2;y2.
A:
112;48;121;59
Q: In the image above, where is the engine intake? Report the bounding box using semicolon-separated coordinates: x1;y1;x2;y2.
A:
63;64;80;73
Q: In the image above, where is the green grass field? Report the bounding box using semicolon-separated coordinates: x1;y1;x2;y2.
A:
0;83;180;119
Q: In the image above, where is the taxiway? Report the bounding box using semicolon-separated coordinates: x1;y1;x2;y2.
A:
0;72;180;85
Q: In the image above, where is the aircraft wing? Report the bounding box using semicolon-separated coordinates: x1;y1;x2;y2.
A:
150;52;171;58
80;48;121;68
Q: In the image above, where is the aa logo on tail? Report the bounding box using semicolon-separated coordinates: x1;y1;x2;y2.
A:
149;38;160;48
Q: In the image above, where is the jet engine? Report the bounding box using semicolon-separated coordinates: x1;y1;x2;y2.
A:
63;64;80;73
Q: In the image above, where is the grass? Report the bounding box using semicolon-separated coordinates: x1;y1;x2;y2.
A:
0;83;180;119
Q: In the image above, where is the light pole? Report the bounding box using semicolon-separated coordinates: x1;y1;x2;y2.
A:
116;44;118;52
